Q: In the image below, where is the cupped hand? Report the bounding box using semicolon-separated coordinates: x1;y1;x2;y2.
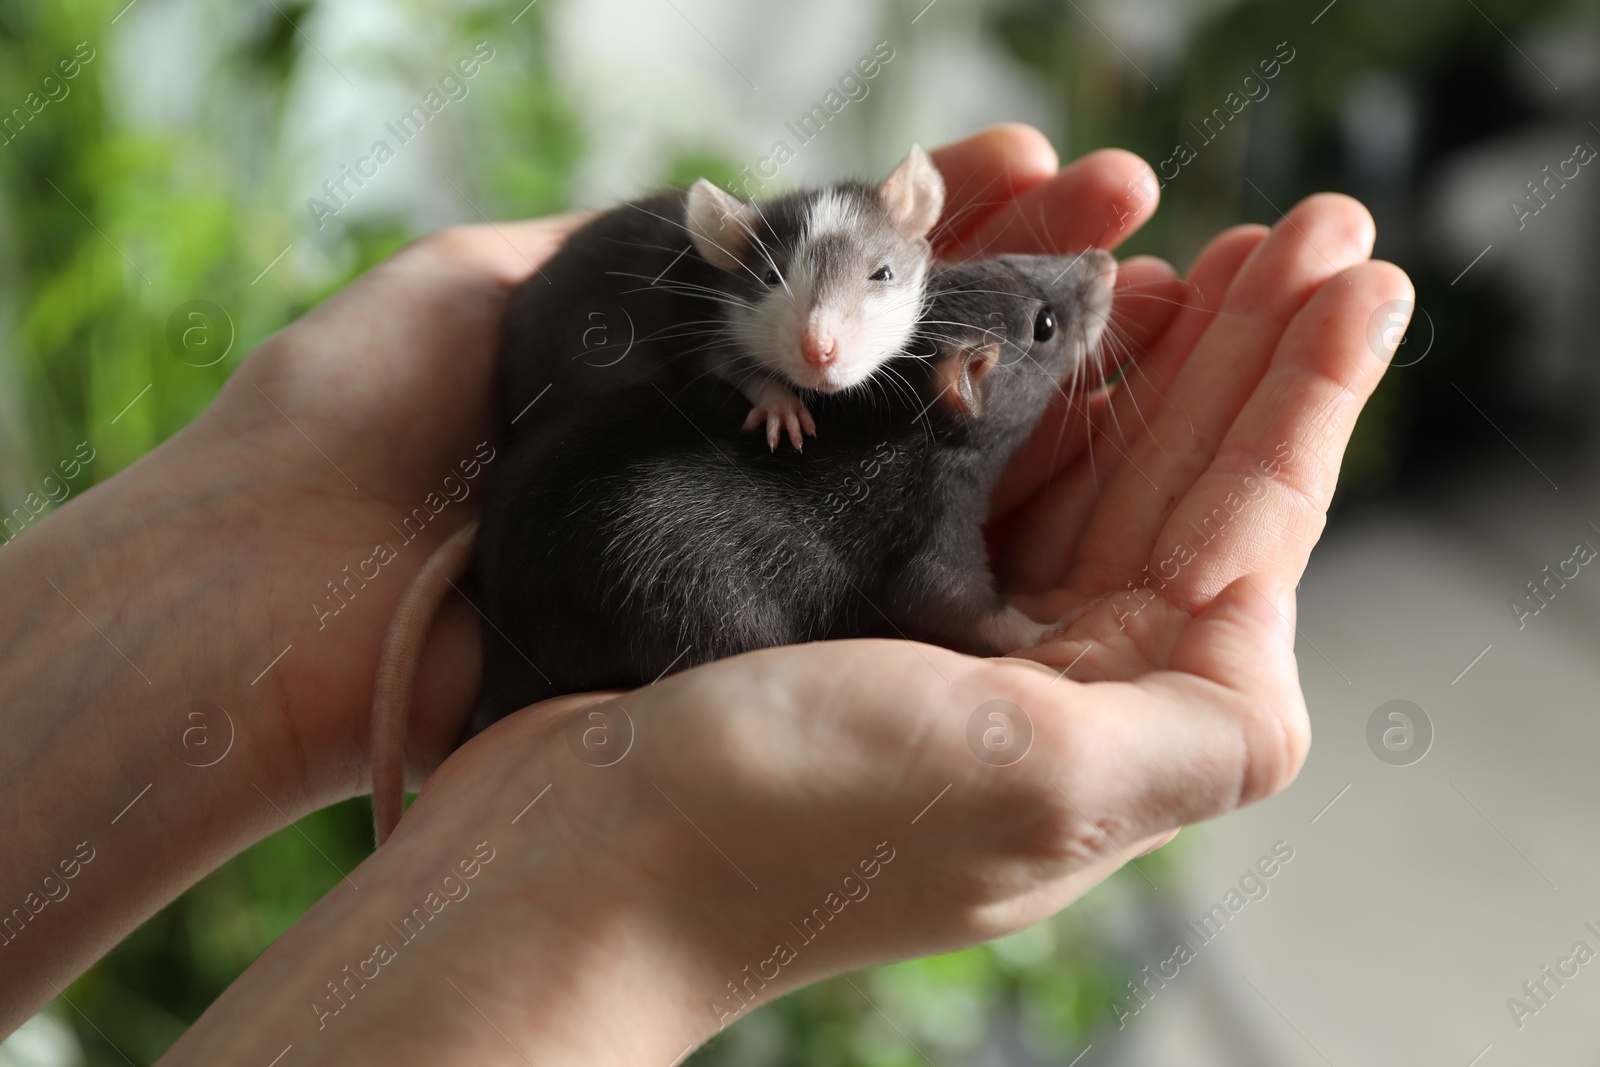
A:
169;183;1413;1065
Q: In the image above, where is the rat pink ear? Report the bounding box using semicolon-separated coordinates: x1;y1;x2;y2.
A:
686;179;755;271
936;343;1000;418
878;144;946;240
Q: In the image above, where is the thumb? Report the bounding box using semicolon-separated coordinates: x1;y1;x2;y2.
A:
1167;571;1309;806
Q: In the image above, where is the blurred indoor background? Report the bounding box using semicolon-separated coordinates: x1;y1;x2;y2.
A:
3;0;1599;1063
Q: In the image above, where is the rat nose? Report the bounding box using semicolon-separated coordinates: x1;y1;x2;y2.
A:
800;326;837;366
1092;249;1117;290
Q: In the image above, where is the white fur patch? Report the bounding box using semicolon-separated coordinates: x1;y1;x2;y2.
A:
804;189;862;240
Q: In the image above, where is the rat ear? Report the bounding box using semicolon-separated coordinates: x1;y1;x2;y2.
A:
686;179;754;271
878;144;946;240
937;343;1000;418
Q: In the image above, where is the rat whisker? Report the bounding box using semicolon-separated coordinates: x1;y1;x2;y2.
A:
742;198;794;300
1112;291;1243;319
623;200;774;292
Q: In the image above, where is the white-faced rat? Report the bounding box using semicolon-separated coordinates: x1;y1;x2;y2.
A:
368;251;1117;844
500;146;945;450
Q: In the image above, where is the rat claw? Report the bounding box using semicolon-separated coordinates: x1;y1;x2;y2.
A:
743;392;814;451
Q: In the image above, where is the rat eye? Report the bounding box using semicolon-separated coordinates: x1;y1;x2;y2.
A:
869;265;893;282
762;267;781;286
1033;306;1057;342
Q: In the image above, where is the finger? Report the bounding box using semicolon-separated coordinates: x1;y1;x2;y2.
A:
995;225;1268;592
942;149;1159;260
412;599;626;776
1009;571;1305;846
1155;571;1308;809
1097;225;1272;444
409;595;485;774
1138;829;1180;857
929;124;1060;250
1150;259;1414;610
412;213;596;288
1101;256;1187;375
1066;193;1375;596
989;255;1179;518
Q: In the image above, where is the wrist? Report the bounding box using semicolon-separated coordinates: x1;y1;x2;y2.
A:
162;701;732;1066
0;426;345;1026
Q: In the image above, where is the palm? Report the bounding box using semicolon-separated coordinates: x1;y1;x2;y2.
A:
174;126;1167;798
153;217;586;797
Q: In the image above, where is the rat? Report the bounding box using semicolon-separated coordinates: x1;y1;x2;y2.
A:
499;145;945;450
369;250;1117;844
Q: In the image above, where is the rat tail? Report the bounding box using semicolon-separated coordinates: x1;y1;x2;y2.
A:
371;519;479;847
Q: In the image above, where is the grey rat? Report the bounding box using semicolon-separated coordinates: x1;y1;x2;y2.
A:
499;146;944;450
370;251;1116;843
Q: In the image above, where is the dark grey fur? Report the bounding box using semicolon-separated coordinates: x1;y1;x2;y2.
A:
469;252;1114;729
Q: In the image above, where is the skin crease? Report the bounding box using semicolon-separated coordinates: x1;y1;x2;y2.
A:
0;123;1413;1065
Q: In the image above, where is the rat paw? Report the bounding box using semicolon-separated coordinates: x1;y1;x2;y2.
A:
742;395;817;451
978;606;1061;654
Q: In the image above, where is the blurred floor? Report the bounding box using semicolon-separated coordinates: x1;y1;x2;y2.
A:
1096;460;1600;1067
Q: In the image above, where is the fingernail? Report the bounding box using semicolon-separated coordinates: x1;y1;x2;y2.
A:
1138;829;1179;857
1275;580;1298;636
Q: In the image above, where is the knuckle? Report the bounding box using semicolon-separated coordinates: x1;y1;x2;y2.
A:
1008;782;1132;869
401;224;483;267
1233;689;1309;806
